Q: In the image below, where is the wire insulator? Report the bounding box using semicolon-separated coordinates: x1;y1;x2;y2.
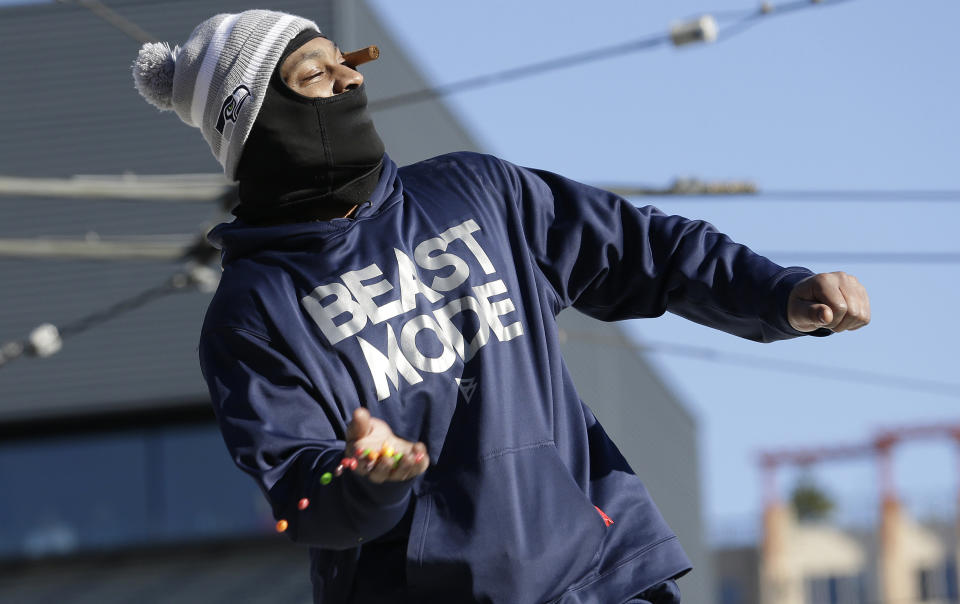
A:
0;340;24;364
28;324;62;358
670;15;719;47
187;264;220;293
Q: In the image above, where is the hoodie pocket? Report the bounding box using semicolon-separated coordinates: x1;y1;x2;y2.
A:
407;441;607;604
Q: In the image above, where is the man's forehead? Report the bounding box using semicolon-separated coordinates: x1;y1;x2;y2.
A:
286;38;338;68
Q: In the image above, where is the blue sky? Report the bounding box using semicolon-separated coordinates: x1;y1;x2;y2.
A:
366;0;960;535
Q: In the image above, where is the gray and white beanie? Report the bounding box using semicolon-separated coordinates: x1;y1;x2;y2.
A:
132;10;320;179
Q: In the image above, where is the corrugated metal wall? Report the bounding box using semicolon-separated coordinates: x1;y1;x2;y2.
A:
1;0;332;177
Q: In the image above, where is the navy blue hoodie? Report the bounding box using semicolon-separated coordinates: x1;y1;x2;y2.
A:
199;152;816;603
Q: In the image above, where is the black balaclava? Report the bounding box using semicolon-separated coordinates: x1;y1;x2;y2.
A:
234;30;385;224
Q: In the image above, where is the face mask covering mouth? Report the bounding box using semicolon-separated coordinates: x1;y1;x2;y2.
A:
234;34;386;224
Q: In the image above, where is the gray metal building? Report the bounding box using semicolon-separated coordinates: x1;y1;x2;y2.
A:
0;1;712;601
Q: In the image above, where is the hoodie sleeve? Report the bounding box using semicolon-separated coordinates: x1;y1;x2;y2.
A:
199;325;411;550
485;155;826;342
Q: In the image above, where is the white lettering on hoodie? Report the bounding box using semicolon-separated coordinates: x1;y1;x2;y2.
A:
301;219;525;401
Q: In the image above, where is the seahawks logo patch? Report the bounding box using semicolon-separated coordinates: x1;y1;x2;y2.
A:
215;85;251;137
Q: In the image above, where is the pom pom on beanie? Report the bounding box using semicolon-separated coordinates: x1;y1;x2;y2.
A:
132;42;179;110
129;11;319;179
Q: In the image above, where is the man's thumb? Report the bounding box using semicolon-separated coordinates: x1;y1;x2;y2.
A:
791;301;833;331
809;303;833;327
346;407;372;442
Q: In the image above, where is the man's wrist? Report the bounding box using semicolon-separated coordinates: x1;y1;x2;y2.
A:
768;268;830;338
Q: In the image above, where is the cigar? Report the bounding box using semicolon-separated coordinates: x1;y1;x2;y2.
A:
343;46;380;67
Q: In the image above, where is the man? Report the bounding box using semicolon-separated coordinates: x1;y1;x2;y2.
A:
133;10;868;603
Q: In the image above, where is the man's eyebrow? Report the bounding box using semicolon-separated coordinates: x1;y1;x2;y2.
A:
290;46;339;70
293;49;327;66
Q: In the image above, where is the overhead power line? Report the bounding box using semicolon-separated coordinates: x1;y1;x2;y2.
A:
0;235;956;265
0;237;191;260
0;174;231;201
4;173;956;205
0;264;218;369
55;0;156;43
0;232;221;262
370;31;671;111
751;189;960;201
605;183;960;201
370;0;858;111
761;251;960;265
606;180;758;197
717;0;860;44
559;329;960;400
54;0;860;112
637;338;960;400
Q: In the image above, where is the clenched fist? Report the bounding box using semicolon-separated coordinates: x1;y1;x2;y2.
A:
787;271;870;333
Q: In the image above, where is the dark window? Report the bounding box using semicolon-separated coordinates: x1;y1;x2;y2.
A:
0;424;269;561
917;565;947;602
946;555;958;601
918;563;954;602
806;573;867;604
719;576;742;604
807;576;830;604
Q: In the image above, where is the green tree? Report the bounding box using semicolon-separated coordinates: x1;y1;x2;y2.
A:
790;480;835;522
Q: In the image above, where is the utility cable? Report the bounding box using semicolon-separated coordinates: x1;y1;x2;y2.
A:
369;31;670;111
713;0;861;44
5;174;956;204
605;185;960;202
0;264;218;369
55;0;157;43
0;235;957;265
0;237;191;260
761;251;960;265
0;174;231;202
641;338;960;399
559;329;960;400
749;189;960;202
49;0;860;111
370;0;858;111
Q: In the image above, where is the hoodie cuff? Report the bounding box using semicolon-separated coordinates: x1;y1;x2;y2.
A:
341;467;413;519
766;267;832;339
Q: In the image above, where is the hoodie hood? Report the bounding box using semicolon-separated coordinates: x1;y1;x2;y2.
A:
208;153;400;266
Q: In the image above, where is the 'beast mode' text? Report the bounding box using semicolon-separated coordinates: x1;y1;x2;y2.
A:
301;219;524;401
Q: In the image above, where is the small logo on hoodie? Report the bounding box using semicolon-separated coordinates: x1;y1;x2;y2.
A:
455;377;478;404
215;85;251;137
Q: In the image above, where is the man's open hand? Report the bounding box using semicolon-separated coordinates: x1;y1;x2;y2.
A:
787;272;870;333
345;408;430;484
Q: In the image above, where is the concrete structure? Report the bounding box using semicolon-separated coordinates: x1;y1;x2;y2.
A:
719;503;957;604
755;426;960;604
876;498;955;604
0;1;712;601
761;503;868;604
